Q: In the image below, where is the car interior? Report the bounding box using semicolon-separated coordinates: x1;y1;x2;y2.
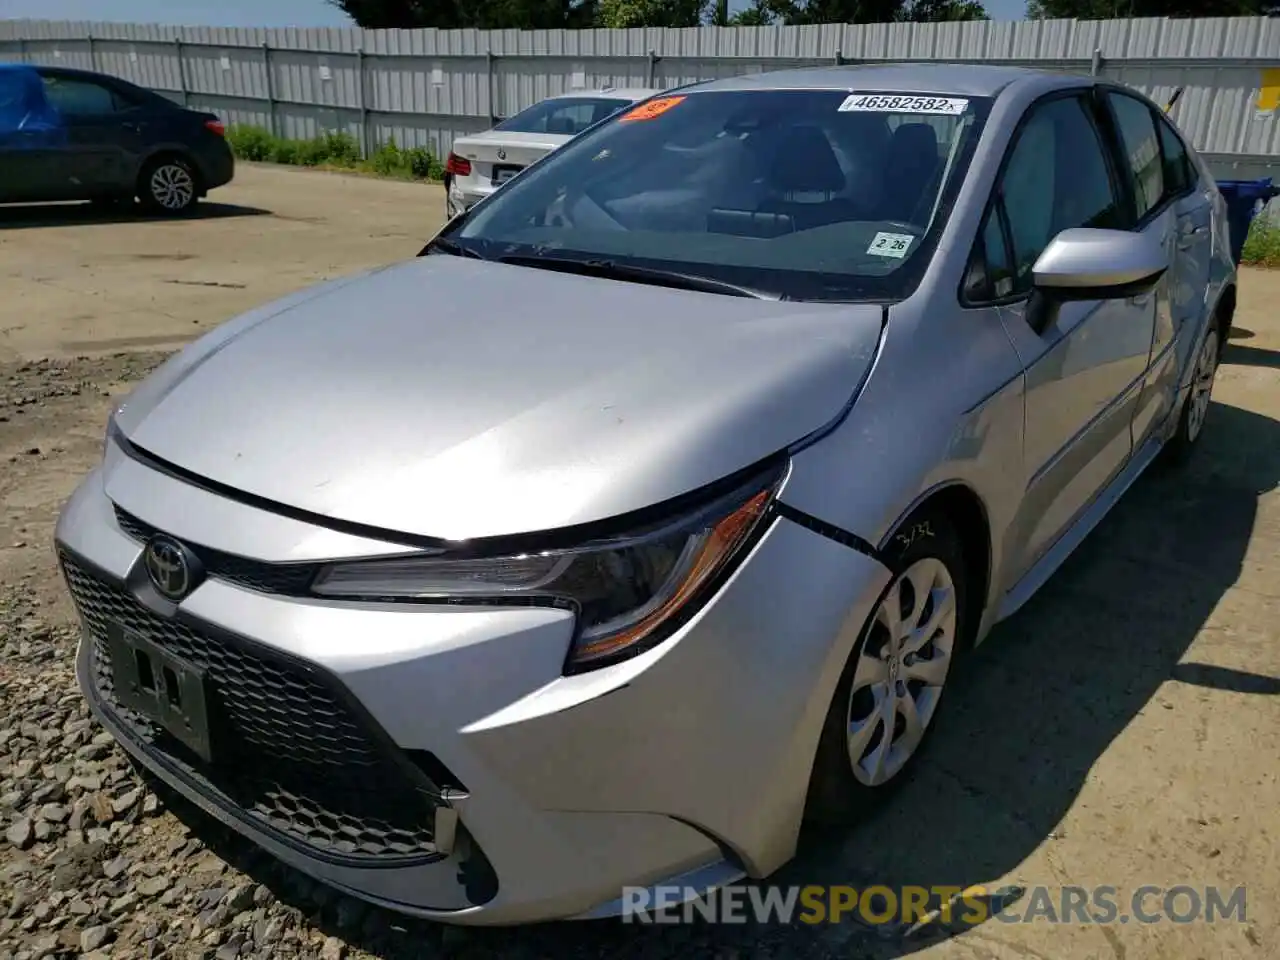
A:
565;113;951;243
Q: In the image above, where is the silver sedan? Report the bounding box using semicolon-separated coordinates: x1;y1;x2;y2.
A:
55;63;1234;925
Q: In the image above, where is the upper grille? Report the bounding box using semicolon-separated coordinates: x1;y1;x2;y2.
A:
114;506;319;596
63;554;442;861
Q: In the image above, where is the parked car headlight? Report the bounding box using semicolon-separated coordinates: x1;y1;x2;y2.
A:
312;462;786;671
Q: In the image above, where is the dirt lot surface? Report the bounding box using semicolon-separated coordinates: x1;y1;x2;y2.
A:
1;163;1278;960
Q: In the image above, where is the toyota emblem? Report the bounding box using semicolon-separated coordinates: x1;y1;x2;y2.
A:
144;537;197;601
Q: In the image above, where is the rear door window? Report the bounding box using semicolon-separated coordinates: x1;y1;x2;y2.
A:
1154;112;1194;198
41;76;122;117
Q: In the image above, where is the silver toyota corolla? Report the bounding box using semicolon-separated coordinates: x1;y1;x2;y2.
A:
56;63;1234;925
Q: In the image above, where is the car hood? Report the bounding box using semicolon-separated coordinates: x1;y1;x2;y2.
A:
114;256;883;542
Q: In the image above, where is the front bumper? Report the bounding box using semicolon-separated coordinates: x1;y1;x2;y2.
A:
55;454;889;924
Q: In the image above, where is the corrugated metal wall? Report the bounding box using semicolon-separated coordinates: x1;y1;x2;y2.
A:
2;16;1278;179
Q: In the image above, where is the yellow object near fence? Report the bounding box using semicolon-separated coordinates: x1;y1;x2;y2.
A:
1257;68;1280;114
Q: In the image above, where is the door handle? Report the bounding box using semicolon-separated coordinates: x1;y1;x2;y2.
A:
1177;223;1208;249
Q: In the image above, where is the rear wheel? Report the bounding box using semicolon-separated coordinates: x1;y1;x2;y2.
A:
139;157;199;214
805;509;969;825
1165;318;1221;463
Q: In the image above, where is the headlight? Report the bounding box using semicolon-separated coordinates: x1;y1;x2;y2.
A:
312;462;786;671
104;414;125;461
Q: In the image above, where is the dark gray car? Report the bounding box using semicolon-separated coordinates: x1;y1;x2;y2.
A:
0;63;233;213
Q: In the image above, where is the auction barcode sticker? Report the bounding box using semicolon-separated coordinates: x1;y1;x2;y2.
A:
839;94;969;116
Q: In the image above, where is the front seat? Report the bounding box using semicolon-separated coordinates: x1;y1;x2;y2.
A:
757;125;861;231
880;122;941;225
546;116;577;135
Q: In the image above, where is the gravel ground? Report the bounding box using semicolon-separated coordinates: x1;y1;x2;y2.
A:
2;167;1279;960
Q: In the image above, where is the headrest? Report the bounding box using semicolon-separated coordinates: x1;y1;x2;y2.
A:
768;126;846;194
890;122;940;161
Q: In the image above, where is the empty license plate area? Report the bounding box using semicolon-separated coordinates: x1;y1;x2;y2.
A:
493;164;522;186
106;624;216;763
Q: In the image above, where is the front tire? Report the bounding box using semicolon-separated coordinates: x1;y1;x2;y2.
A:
1165;318;1221;464
139;157;199;215
805;509;969;825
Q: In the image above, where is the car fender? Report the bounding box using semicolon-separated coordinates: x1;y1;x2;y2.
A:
133;142;206;185
779;297;1027;643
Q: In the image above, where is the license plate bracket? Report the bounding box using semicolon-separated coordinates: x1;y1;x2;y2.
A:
492;164;522;186
106;625;216;764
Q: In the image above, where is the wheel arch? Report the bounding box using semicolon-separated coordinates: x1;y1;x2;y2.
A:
877;481;992;650
136;148;205;196
1213;282;1237;341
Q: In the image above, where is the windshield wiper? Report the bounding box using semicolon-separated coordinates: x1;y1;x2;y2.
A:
496;254;780;300
420;236;488;260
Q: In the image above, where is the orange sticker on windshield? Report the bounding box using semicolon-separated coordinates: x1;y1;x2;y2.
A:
620;96;686;122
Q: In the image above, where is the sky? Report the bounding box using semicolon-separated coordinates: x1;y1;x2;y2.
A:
0;0;1029;28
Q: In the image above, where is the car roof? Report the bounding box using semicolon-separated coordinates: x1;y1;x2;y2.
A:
21;64;123;84
686;62;1085;99
548;87;662;102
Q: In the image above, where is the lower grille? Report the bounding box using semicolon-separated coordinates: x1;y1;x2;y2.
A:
62;554;442;861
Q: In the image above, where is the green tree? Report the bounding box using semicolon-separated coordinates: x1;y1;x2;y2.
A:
730;0;986;21
596;0;711;26
333;0;987;26
1027;0;1263;15
331;0;599;28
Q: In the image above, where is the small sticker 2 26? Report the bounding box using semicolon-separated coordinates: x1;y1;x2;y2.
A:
867;232;913;258
839;94;969;116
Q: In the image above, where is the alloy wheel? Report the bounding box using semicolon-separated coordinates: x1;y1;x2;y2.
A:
150;164;196;211
1185;327;1220;443
846;557;958;787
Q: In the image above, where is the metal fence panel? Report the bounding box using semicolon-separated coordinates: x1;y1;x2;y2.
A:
0;15;1277;177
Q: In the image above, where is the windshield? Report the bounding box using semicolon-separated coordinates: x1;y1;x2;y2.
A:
450;89;991;302
494;96;635;136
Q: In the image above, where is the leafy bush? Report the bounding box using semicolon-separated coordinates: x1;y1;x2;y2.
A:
269;139;301;165
1242;216;1280;268
406;146;443;181
322;131;362;165
226;125;275;162
223;124;443;182
369;138;408;176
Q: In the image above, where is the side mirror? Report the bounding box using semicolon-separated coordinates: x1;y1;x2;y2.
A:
1031;227;1167;302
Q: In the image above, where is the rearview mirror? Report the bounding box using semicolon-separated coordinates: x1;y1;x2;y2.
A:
1031;227;1167;302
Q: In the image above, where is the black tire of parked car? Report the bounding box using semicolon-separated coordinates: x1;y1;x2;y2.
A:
138;155;200;215
803;508;971;826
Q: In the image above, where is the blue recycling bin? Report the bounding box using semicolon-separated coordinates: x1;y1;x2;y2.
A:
1216;178;1279;267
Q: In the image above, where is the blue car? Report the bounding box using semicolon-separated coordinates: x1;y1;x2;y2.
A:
0;63;234;214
